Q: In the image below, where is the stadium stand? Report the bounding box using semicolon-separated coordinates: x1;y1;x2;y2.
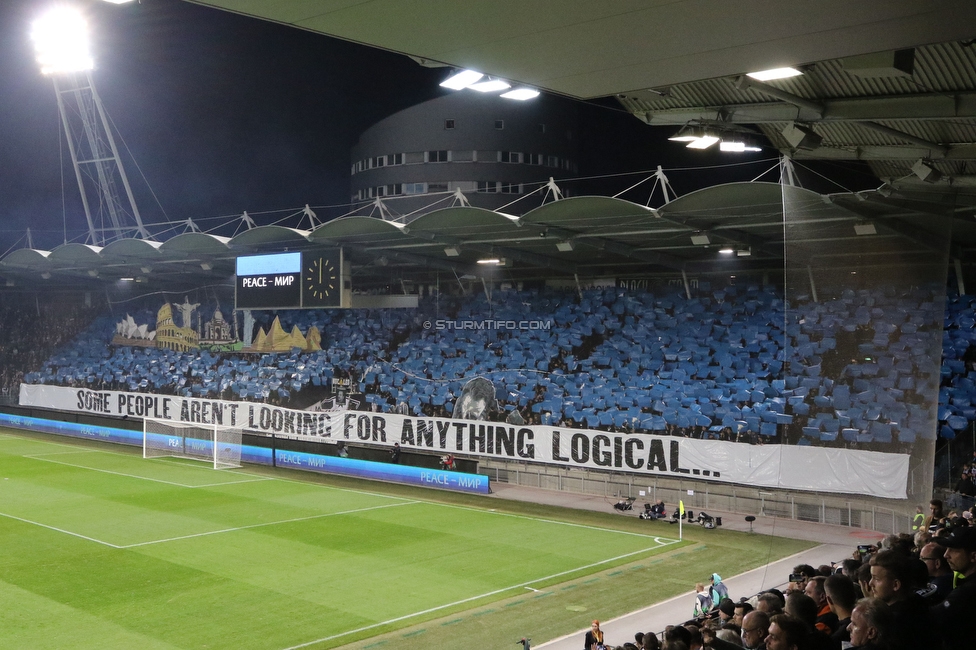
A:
14;281;956;456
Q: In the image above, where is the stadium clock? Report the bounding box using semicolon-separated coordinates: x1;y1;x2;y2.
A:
303;251;341;307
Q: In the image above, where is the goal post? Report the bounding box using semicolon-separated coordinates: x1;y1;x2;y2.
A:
143;418;243;469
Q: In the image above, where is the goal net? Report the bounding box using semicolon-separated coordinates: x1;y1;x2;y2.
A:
143;418;243;469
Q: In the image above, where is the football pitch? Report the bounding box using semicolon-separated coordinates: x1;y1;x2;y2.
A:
0;430;698;650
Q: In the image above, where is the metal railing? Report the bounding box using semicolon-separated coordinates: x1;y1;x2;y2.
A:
481;459;906;534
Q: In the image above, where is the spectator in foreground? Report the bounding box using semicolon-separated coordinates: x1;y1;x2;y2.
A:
924;499;944;532
919;540;953;602
868;550;929;649
764;614;806;650
804;576;838;634
717;598;736;625
787;565;816;595
757;592;784;616
846;597;893;650
855;562;872;599
930;526;976;650
740;611;770;650
824;573;857;646
704;610;768;650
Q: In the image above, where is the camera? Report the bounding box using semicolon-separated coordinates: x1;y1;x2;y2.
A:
789;573;804;582
857;544;872;554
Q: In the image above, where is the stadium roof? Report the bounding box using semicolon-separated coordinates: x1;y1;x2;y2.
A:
4;4;974;292
189;1;976;192
2;182;970;292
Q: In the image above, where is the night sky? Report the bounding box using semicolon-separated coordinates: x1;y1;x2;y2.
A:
0;0;876;254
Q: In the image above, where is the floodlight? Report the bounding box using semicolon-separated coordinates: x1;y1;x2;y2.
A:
746;67;802;81
101;0;136;4
854;223;877;236
718;247;735;254
200;262;213;271
477;258;502;265
668;125;704;142
690;234;710;246
720;140;763;153
686;135;719;149
470;79;511;93
444;246;460;257
555;240;575;252
500;88;540;100
736;248;752;257
440;70;483;90
31;7;94;75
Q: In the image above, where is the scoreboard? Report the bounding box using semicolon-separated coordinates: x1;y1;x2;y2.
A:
235;249;342;309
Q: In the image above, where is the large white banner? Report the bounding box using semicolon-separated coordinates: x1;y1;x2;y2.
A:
20;384;909;498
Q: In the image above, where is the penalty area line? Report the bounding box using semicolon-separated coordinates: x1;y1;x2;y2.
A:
280;543;664;650
23;454;270;489
0;510;121;548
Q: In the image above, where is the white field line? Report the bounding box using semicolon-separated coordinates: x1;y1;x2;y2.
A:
0;511;121;548
23;454;270;489
280;543;669;650
0;432;106;450
119;501;418;548
419;499;682;544
0;497;416;549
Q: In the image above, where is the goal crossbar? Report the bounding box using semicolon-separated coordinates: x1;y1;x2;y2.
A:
143;418;242;469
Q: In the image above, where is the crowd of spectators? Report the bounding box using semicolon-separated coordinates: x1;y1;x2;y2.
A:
6;282;970;455
0;302;98;402
587;502;976;650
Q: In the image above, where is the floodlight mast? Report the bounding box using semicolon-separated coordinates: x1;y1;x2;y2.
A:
32;7;149;246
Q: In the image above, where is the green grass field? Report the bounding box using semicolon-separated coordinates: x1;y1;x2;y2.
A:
0;429;815;649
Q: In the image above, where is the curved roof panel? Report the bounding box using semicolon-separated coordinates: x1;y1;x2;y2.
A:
0;248;52;269
229;226;311;249
48;244;104;265
521;196;656;232
309;216;412;247
407;207;523;240
100;238;164;261
159;233;232;255
660;182;790;218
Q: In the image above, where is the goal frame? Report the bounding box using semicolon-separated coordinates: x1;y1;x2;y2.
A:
142;418;243;469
